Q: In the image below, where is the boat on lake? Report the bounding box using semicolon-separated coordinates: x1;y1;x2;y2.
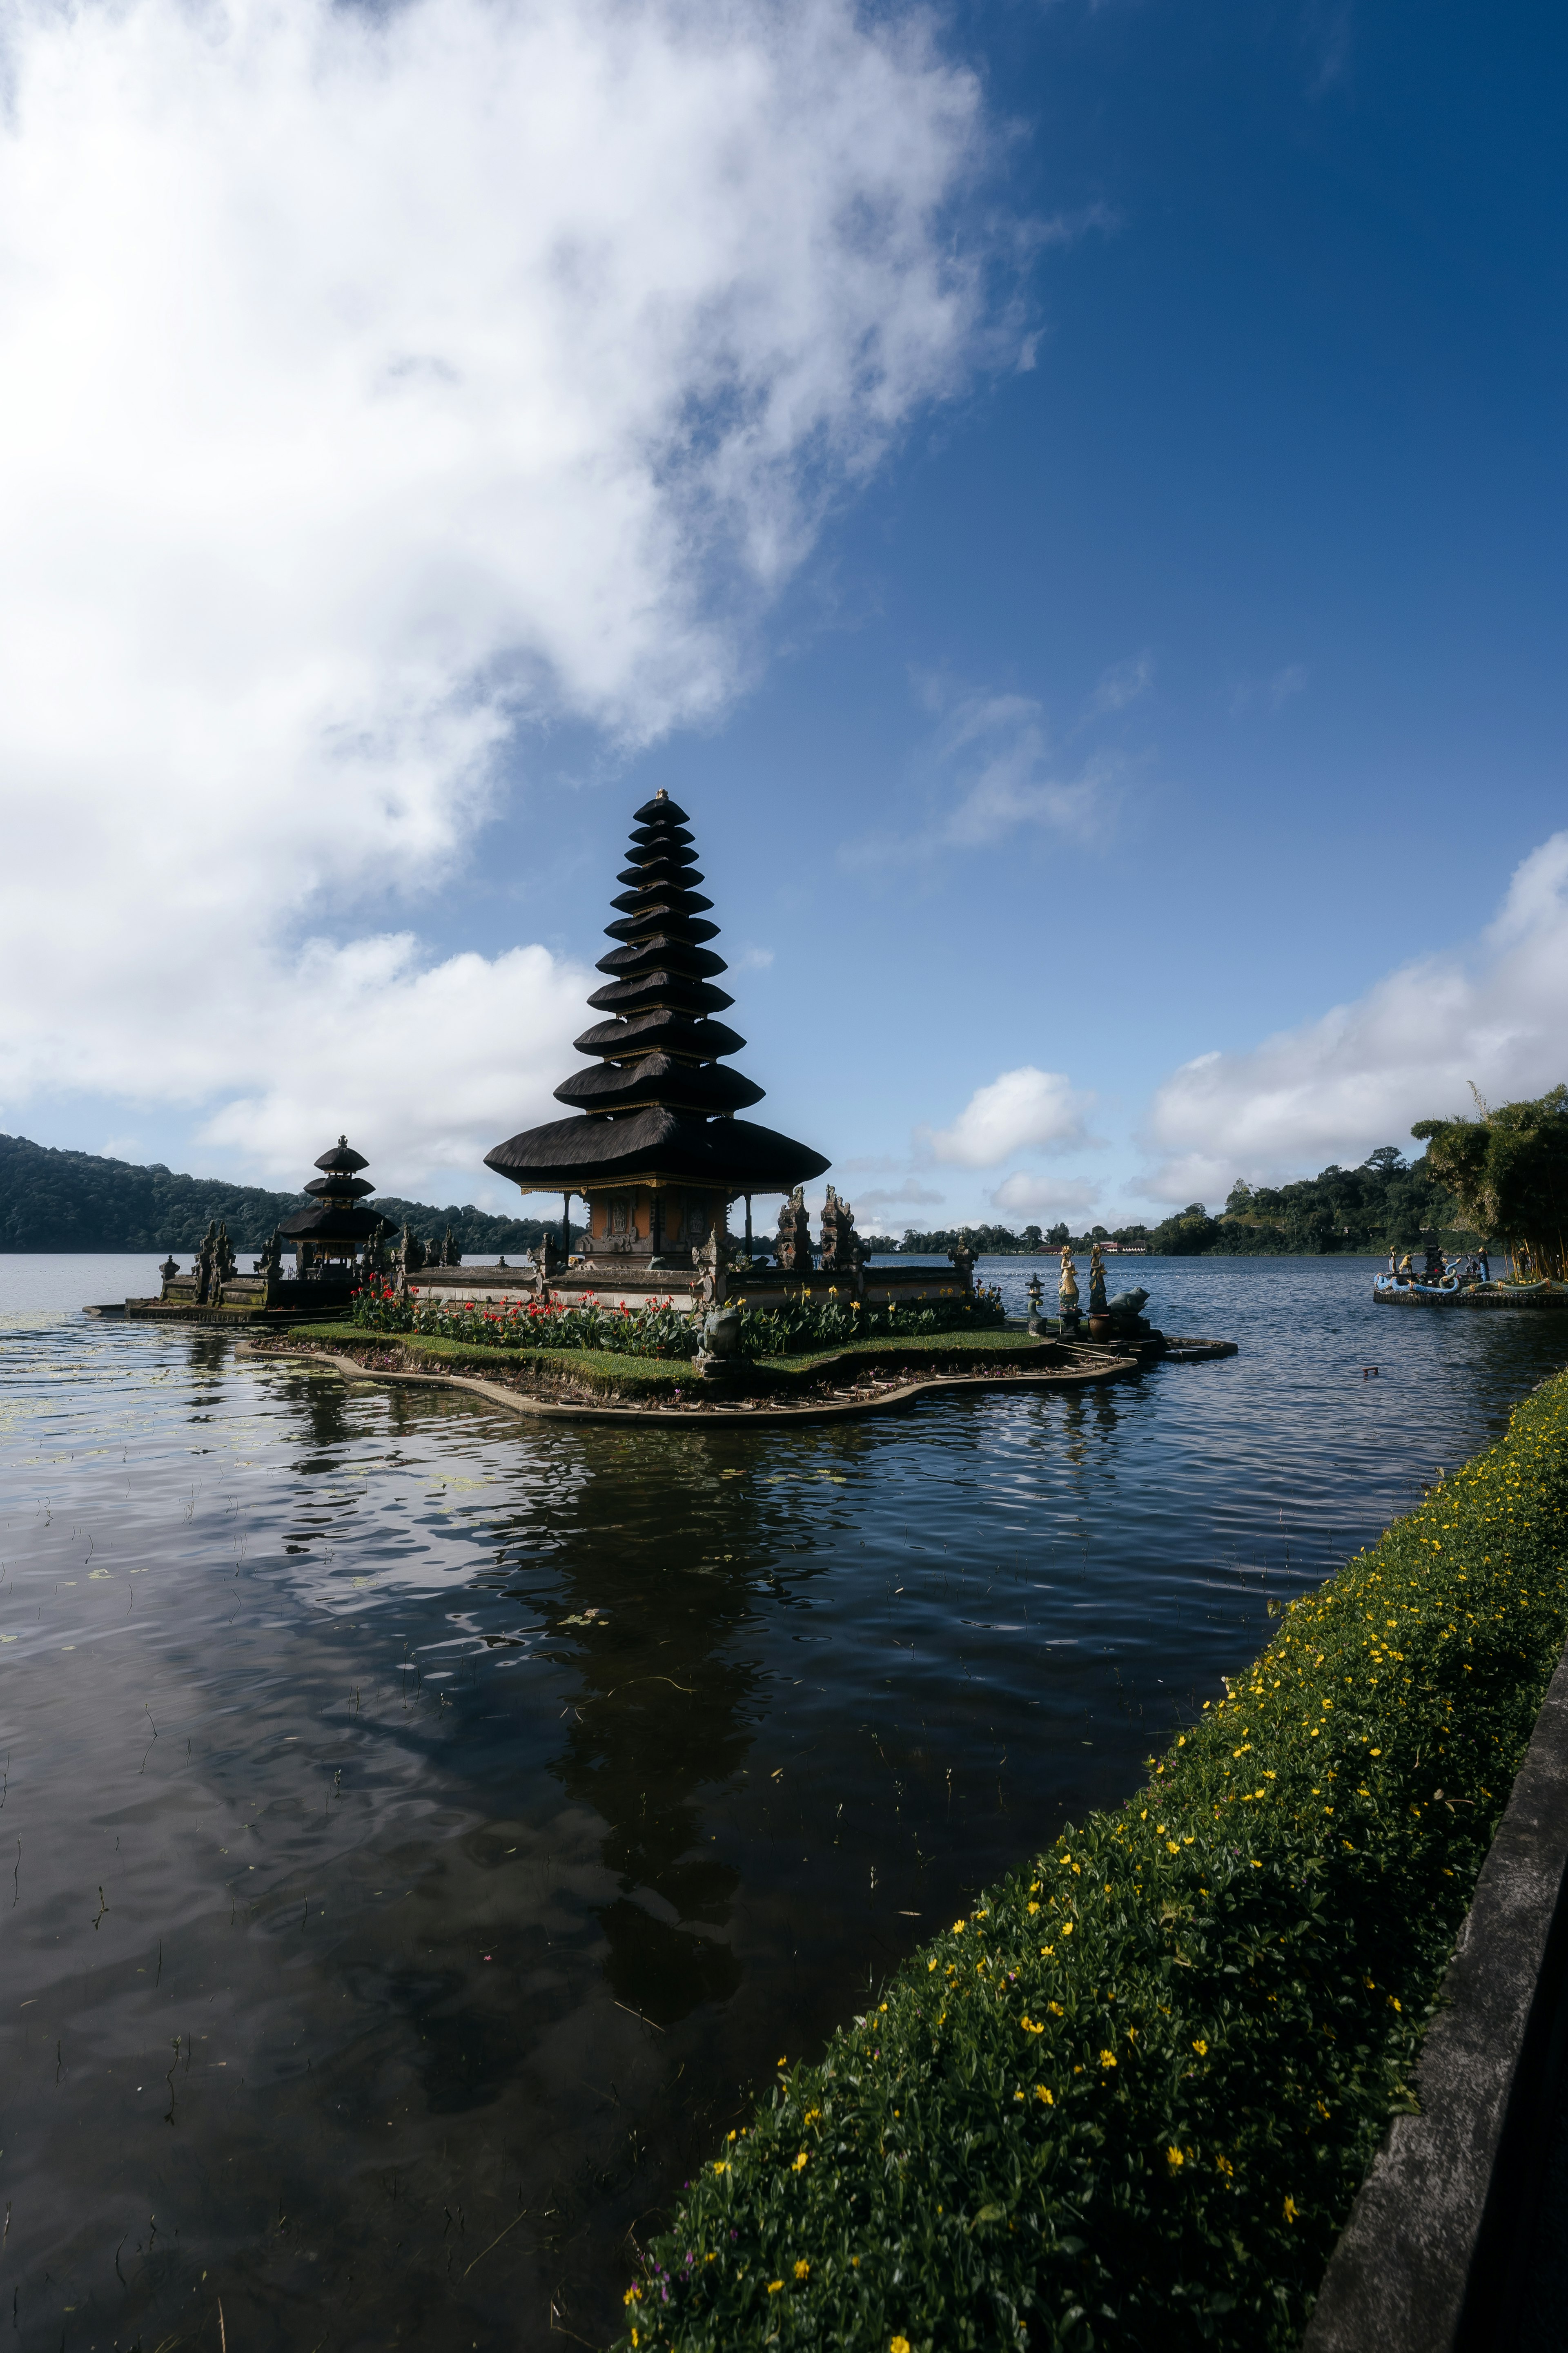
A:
1375;1269;1568;1309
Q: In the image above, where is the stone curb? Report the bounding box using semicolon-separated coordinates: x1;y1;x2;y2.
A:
1303;1643;1568;2353
233;1340;1143;1424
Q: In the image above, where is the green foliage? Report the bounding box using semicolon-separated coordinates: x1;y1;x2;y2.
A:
347;1285;1007;1359
1159;1149;1466;1258
895;1226;1149;1256
1149;1202;1221;1256
0;1130;564;1254
617;1372;1568;2353
1413;1085;1568;1277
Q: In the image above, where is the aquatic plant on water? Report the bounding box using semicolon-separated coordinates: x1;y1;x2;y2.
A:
347;1285;1007;1359
615;1369;1568;2352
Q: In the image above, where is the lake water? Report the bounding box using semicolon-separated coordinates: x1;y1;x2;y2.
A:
1;1256;1562;2350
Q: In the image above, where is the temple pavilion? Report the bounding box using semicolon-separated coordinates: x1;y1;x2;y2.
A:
484;792;829;1265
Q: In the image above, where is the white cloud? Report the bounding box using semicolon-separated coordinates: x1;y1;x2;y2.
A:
195;936;591;1187
0;0;990;1170
852;1179;947;1215
1231;663;1308;717
1089;654;1152;714
989;1171;1098;1218
1142;831;1568;1205
840;689;1118;868
919;1066;1094;1168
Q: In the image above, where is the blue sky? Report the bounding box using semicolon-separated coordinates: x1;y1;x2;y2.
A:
3;0;1564;1229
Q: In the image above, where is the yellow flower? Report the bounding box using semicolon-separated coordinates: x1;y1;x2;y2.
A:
795;2259;810;2279
1035;2085;1054;2104
1283;2196;1299;2224
1062;1921;1074;1936
1027;1901;1039;1914
713;2161;729;2175
1020;2015;1045;2035
624;2286;643;2305
953;1920;965;1934
891;2340;912;2353
1166;2146;1184;2168
768;2279;784;2293
1192;2039;1208;2056
793;2151;809;2172
1099;2049;1117;2068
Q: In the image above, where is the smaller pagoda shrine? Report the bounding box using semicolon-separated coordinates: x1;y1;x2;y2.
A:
134;1137;393;1322
278;1137;393;1276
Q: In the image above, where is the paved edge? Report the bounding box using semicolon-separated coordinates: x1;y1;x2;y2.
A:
1302;1642;1568;2353
232;1341;1142;1424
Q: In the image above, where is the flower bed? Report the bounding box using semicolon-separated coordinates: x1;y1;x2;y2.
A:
346;1284;1006;1359
617;1370;1568;2352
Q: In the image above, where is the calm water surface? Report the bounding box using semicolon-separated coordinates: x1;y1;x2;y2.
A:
0;1256;1563;2350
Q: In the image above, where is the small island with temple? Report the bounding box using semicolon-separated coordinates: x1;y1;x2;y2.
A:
185;789;1238;1416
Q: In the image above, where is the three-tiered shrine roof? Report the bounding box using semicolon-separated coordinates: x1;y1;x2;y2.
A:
485;792;828;1196
279;1136;393;1246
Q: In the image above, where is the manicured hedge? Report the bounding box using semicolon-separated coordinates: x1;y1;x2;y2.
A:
618;1369;1568;2353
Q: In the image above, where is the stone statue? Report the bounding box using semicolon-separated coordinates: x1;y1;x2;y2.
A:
1025;1271;1044;1334
819;1184;862;1274
194;1220;218;1303
692;1227;728;1309
442;1226;461;1267
158;1253;180;1296
1088;1242;1107;1316
947;1237;976;1291
398;1224;426;1274
214;1222;237;1285
534;1230;563;1281
694;1301;742;1382
776;1187;813;1273
1058;1244;1080;1334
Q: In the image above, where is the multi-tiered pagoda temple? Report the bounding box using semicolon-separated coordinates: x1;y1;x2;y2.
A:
484;792;829;1264
401;791;973;1318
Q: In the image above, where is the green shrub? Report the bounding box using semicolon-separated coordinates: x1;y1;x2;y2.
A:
346;1283;1006;1360
618;1371;1568;2353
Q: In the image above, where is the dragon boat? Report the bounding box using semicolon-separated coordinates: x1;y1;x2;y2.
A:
1374;1271;1568;1309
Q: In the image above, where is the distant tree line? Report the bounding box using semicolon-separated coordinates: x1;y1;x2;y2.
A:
1150;1146;1467;1256
865;1146;1475;1258
0;1133;571;1254
870;1222;1153;1256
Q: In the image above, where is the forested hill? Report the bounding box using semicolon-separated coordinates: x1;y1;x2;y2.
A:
0;1133;558;1254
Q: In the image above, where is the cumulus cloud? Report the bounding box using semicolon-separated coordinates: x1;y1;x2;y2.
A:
851;1178;947;1214
1142;831;1568;1205
919;1066;1095;1168
989;1171;1098;1218
0;0;990;1179
840;689;1118;868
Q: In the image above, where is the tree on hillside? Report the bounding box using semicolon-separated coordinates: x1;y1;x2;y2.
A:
1412;1085;1568;1277
1151;1202;1221;1255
